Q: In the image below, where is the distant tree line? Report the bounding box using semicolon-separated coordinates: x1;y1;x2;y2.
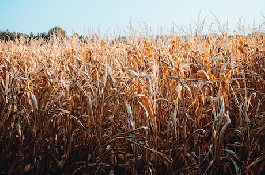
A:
1;26;264;42
0;26;68;41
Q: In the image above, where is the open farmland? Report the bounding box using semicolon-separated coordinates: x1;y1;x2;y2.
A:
0;32;264;174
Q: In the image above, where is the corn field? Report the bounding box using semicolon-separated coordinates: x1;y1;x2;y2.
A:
0;31;264;175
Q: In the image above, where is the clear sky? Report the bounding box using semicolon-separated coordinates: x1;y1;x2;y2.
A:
0;0;264;36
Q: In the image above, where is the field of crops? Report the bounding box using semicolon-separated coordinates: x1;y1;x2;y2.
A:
0;32;264;174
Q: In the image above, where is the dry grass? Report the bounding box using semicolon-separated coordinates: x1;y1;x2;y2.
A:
0;31;264;175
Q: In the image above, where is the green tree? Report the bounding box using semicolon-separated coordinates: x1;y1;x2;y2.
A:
0;30;28;41
47;26;67;39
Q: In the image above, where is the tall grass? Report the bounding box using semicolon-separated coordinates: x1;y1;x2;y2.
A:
0;28;264;174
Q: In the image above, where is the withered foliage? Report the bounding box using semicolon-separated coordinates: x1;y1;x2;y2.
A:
0;33;264;175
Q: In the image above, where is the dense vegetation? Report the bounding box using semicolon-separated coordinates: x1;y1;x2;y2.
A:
0;26;68;41
0;27;264;174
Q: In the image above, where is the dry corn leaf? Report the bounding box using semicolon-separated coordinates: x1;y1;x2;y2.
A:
209;74;216;82
125;102;134;129
138;96;154;118
246;155;265;173
24;163;31;173
239;38;245;45
197;70;210;81
162;67;169;79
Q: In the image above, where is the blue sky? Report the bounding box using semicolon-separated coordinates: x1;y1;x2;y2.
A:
0;0;264;36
